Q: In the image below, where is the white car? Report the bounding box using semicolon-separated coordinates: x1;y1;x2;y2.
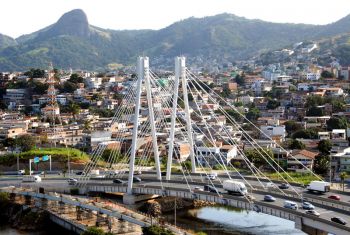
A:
305;210;320;217
193;186;204;191
67;178;78;185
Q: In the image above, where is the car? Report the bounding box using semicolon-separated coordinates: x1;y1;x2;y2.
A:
133;176;142;183
193;186;204;192
75;171;85;175
205;174;217;180
305;210;320;217
265;182;277;188
18;169;25;175
264;195;276;202
134;171;142;175
204;185;219;194
331;217;347;225
284;200;298;210
279;183;290;189
113;179;124;184
302;202;315;210
246;195;255;200
328;195;341;201
67;178;78;185
161;172;167;176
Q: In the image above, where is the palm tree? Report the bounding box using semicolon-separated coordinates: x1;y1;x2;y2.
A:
340;172;348;191
83;119;92;133
67;102;81;121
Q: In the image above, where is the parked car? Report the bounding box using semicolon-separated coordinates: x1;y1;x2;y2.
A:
305;210;320;217
67;178;78;185
133;176;142;183
112;179;124;184
302;202;315;210
331;217;347;225
264;195;276;202
328;195;341;201
279;183;290;189
284;200;298;210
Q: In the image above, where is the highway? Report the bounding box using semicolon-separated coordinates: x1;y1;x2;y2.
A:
2;173;350;230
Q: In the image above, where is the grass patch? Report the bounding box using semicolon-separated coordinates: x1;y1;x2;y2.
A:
263;172;320;185
0;148;89;165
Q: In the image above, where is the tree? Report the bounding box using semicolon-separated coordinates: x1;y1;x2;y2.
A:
68;73;84;83
292;129;318;139
235;74;245;86
326;117;348;131
221;87;231;98
244;148;273;169
16;134;36;152
24;68;45;78
67;102;81;120
83;119;92;133
81;227;105;235
246;107;260;122
266;99;280;110
289;139;305;150
142;225;175;235
305;96;324;108
321;70;335;78
314;154;330;174
284;121;303;136
306;106;324;116
317;139;332;155
340;172;348;191
61;81;78;93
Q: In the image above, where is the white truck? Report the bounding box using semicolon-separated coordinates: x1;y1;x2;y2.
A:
22;175;42;183
306;181;330;193
223;180;247;195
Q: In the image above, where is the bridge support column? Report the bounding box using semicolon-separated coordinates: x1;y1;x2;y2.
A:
127;57;145;195
76;206;83;221
58;201;67;214
96;212;107;227
35;198;48;209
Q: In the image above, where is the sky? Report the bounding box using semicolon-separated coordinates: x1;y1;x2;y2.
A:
1;0;350;38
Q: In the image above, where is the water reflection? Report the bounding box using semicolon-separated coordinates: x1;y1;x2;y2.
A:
165;206;306;235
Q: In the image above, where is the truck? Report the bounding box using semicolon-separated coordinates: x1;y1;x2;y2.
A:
22;175;41;183
306;181;330;193
223;180;247;195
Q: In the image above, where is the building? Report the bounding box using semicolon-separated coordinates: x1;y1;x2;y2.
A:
260;125;286;141
195;144;237;167
287;150;318;173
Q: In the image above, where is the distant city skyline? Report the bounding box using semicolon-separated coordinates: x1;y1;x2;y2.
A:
1;0;350;38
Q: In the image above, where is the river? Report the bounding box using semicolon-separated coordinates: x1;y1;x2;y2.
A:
163;206;306;235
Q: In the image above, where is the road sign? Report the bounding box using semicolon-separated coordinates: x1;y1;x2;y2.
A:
42;155;49;161
34;156;40;163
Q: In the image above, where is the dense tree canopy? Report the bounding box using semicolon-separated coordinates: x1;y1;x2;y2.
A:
317;139;332;155
326;117;348;131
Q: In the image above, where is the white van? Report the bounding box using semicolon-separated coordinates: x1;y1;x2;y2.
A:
22;175;42;183
284;200;298;210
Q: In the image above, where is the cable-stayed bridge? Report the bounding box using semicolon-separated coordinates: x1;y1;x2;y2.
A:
60;56;350;234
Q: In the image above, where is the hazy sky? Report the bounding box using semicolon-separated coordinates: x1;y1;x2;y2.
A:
1;0;350;38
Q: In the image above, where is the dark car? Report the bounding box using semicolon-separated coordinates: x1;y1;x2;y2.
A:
331;217;347;225
113;179;124;184
204;185;219;194
75;171;85;175
328;195;341;201
278;183;290;189
264;195;276;202
161;172;167;176
133;176;142;183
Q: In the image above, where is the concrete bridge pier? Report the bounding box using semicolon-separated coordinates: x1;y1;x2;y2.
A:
76;206;83;221
295;216;327;235
34;198;48;209
96;212;108;227
58;201;67;214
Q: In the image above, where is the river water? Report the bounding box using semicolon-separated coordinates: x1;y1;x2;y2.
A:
163;206;306;235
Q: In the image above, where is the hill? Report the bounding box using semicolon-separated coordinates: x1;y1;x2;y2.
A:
1;9;350;71
0;33;17;49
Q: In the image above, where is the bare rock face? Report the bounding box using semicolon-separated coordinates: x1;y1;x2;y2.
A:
38;9;90;39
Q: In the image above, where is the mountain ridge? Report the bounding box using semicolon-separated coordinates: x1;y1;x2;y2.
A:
1;9;350;71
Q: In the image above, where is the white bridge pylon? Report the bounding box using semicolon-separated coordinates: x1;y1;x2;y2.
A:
127;57;162;194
